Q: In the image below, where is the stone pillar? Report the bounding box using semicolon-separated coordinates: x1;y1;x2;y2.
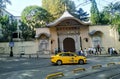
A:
74;35;80;52
77;35;81;51
58;36;63;51
59;36;64;52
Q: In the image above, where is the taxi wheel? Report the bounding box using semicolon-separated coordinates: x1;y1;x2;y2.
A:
57;60;62;65
78;59;84;65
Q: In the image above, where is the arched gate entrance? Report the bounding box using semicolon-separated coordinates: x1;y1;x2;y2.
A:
63;38;75;52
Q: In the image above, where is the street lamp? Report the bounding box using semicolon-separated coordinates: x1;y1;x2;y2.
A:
9;34;14;57
9;15;14;57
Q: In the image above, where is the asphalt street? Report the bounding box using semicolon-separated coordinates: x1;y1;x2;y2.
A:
0;55;120;79
60;64;120;79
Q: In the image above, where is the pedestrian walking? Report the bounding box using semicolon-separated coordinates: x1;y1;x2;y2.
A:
88;47;91;54
78;50;81;56
79;49;84;56
97;44;100;52
93;48;96;55
108;47;110;54
109;47;113;55
84;48;87;56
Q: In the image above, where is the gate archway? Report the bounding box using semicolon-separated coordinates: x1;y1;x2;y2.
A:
63;38;75;52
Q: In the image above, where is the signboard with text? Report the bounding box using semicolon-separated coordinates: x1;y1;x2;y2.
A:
9;42;14;47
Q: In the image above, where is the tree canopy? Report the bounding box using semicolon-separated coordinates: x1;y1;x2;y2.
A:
42;0;76;20
98;1;120;25
21;5;53;28
74;8;89;21
112;2;120;29
90;0;100;25
0;15;17;41
19;21;34;41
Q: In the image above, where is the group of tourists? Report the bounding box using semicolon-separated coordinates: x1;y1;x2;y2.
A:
88;48;101;55
108;47;118;55
88;45;102;55
54;45;118;56
78;45;102;56
77;48;87;56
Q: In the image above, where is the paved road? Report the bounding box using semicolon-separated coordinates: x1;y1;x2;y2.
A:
0;56;120;79
61;64;120;79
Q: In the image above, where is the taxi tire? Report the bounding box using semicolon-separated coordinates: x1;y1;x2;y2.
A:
78;59;84;65
57;60;62;65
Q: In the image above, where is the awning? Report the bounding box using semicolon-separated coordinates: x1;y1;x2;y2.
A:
89;30;103;36
89;30;97;35
35;32;50;38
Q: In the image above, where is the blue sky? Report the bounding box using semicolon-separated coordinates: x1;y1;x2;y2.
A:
6;0;41;16
6;0;120;16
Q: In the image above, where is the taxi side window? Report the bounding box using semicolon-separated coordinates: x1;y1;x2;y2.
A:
61;53;70;56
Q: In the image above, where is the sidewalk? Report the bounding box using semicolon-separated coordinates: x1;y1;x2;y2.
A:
0;54;53;59
87;53;120;57
0;53;119;59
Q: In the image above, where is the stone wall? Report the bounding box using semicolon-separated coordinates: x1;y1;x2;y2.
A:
89;25;120;52
80;26;90;49
0;41;37;54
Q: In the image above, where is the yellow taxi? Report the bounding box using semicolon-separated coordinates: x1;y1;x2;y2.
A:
51;52;87;65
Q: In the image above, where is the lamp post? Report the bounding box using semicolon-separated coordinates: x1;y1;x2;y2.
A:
9;15;14;57
9;33;14;57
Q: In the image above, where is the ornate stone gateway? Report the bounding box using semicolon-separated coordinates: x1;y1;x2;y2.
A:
46;10;90;53
57;26;81;52
63;38;75;52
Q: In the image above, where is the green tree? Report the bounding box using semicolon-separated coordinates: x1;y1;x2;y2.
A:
99;11;110;25
90;0;100;25
102;3;114;23
112;14;120;29
61;0;76;14
19;21;34;41
21;5;52;28
42;0;76;20
74;8;89;21
111;2;120;40
102;1;120;40
101;2;120;24
102;2;120;26
98;3;116;25
111;13;120;40
0;15;17;42
0;15;9;41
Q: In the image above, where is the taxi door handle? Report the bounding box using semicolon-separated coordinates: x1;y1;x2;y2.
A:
72;58;74;59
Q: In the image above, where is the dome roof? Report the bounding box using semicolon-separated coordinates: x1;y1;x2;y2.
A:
47;10;90;27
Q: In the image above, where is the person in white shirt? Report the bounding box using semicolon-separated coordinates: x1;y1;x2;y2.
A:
84;48;87;56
